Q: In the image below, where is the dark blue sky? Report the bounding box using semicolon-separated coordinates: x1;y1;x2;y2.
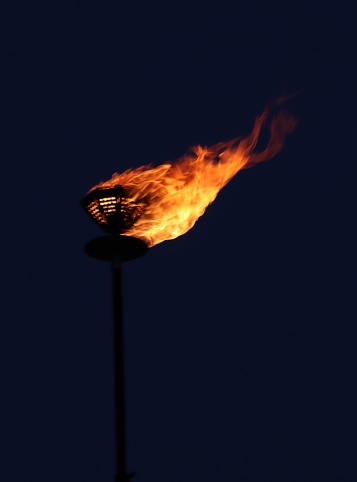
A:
1;1;356;481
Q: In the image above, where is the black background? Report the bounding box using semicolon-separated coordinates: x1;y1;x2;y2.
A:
1;1;356;481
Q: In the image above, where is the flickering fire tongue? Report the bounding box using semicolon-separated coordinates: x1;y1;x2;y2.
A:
84;104;296;247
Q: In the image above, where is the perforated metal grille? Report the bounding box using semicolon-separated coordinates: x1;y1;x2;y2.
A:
81;186;146;234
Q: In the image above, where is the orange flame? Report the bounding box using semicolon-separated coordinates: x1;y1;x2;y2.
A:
90;104;297;247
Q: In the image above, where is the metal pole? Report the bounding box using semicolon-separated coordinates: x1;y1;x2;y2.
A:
83;234;147;481
112;254;134;482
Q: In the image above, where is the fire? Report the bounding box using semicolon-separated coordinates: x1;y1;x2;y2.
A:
89;103;297;247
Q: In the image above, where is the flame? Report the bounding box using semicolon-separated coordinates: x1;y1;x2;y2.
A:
89;104;297;247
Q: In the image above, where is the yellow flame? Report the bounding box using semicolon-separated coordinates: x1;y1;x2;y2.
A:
89;104;297;247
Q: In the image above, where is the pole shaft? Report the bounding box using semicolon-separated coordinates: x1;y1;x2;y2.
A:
112;255;128;482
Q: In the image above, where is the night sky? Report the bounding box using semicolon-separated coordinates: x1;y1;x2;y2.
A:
1;1;356;481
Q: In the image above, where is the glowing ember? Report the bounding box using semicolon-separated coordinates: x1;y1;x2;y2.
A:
88;103;296;247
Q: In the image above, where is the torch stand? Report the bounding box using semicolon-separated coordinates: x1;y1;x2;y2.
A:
84;235;148;482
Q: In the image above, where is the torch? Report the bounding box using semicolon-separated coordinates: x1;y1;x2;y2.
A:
80;186;148;482
81;101;296;481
